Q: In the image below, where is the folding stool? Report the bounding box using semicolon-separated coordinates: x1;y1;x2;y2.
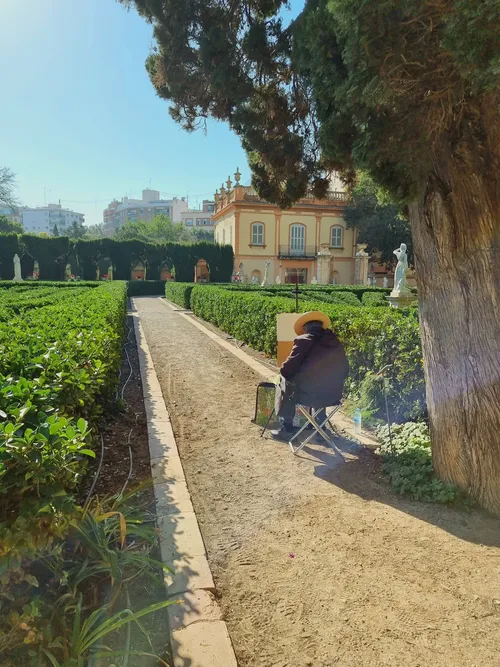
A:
288;404;341;455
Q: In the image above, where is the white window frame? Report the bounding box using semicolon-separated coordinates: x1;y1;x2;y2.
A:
251;222;264;246
331;226;343;248
290;224;305;254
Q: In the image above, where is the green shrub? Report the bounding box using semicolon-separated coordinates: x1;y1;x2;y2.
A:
165;282;195;308
362;291;389;307
217;283;392;298
0;282;127;547
190;285;425;419
377;422;458;503
0;280;99;289
311;290;362;307
127;279;166;296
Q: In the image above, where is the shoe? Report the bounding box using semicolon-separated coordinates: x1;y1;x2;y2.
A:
270;426;297;442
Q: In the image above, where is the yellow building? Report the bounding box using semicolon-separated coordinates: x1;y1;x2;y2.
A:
213;170;357;285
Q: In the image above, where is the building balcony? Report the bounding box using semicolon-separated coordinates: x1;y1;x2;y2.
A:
278;245;317;259
214;184;348;214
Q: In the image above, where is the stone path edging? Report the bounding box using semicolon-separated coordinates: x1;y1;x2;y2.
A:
131;300;238;667
161;297;380;450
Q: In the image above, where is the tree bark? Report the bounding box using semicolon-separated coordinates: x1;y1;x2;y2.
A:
410;107;500;512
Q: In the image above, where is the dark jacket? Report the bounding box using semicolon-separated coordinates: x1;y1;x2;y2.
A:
280;329;349;408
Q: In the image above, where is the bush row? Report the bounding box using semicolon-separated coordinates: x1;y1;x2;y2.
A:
189;285;425;421
0;233;234;282
126;279;167;296
218;283;394;297
165;281;195;308
0;281;127;554
2;279;177;298
0;282;175;665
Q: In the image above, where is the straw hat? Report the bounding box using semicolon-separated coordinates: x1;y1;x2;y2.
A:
294;310;331;335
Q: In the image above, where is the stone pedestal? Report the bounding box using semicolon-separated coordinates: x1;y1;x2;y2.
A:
317;244;332;284
354;244;369;285
386;291;417;309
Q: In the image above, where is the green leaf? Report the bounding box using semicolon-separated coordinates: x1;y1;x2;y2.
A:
79;449;96;458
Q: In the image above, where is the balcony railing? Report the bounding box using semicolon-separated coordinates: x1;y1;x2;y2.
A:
214;185;348;214
278;245;317;259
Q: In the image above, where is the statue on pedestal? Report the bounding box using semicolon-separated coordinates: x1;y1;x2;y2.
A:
13;254;23;282
392;243;410;295
383;276;389;288
261;260;271;286
386;243;416;308
275;275;281;285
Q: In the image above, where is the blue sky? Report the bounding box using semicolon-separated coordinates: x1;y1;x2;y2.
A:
1;0;303;226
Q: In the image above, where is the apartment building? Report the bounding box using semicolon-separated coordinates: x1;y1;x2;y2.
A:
102;189;189;236
21;204;84;235
180;200;215;228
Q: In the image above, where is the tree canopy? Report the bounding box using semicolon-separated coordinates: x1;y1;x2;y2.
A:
114;213;191;243
344;175;413;268
120;0;499;206
0;167;18;212
0;215;23;235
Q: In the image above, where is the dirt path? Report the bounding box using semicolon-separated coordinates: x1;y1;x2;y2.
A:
136;297;500;667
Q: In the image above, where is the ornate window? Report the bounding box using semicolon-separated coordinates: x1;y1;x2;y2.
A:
251;222;265;245
331;226;343;248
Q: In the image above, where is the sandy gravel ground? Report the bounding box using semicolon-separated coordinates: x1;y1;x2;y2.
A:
136;297;500;667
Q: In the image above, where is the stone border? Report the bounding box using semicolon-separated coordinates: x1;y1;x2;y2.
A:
161;297;380;450
131;300;238;667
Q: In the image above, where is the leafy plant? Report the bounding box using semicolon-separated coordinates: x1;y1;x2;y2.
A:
38;595;172;667
377;422;458;503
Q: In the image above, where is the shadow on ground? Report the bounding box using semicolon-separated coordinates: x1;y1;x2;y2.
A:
286;429;500;549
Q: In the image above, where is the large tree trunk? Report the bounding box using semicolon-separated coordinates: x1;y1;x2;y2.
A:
409;117;500;512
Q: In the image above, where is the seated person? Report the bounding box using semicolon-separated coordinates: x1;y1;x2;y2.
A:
272;311;349;441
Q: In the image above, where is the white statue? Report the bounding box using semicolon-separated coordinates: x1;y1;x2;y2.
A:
261;260;271;286
392;243;410;294
383;276;389;288
251;275;259;284
311;276;318;284
275;274;281;285
13;254;22;282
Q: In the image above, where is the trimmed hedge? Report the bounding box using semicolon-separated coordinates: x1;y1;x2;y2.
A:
0;282;127;538
127;280;167;296
362;291;389;307
221;283;393;297
165;282;195;309
0;280;99;290
0;233;235;283
2;279;168;298
190;285;425;421
309;290;362;307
